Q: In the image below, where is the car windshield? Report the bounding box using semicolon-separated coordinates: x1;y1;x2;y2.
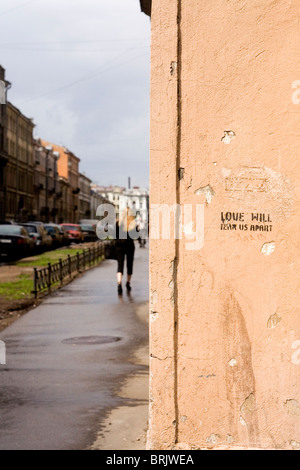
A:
47;227;56;233
0;226;22;235
63;225;80;231
23;225;38;233
81;225;94;231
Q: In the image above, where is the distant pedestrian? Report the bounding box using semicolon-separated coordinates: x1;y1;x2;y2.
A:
137;217;147;248
115;207;137;296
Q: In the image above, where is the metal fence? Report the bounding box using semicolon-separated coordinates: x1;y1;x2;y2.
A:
32;242;106;298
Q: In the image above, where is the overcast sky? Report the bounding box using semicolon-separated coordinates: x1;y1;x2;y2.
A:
0;0;151;188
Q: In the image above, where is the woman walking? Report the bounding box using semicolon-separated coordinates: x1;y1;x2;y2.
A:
115;207;136;295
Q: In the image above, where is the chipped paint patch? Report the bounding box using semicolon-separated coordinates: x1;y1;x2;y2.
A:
267;312;282;329
195;185;215;204
168;279;175;306
261;241;275;256
239;416;247;426
221;130;236;144
228;358;237;367
206;433;220;444
284;399;300;417
170;61;177;76
150;290;158;306
150;311;158;323
241;393;256;414
290;440;300;450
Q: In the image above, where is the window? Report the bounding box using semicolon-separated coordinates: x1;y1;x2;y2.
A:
0;124;4;151
0;166;4;187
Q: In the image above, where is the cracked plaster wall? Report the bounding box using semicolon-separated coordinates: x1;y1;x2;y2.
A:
148;0;300;450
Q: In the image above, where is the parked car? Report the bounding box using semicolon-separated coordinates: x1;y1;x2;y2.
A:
20;223;52;253
60;224;84;244
0;220;16;225
79;224;97;243
44;224;63;249
58;225;71;247
27;221;45;226
0;225;35;260
78;219;99;226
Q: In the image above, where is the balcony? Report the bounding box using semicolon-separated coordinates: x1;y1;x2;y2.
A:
33;183;44;192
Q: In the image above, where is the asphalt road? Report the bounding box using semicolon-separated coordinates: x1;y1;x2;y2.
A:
0;244;149;450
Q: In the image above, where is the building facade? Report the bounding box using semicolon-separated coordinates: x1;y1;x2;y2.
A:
33;140;61;223
90;188;111;221
78;173;92;222
91;185;125;218
57;177;70;224
119;186;149;223
0;66;9;222
41;141;80;224
142;0;300;451
0;67;38;223
5;102;35;222
0;65;102;226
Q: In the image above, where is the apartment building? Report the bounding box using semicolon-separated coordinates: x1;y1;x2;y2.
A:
33;139;61;223
5;102;35;221
79;173;92;221
0;66;35;223
119;186;149;222
0;66;9;222
91;184;125;218
41;141;80;223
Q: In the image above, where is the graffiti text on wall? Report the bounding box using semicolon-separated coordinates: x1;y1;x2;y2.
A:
220;212;273;232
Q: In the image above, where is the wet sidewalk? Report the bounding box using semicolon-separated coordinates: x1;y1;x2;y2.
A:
0;244;149;450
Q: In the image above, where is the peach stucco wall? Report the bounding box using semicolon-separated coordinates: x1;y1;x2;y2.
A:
148;0;300;450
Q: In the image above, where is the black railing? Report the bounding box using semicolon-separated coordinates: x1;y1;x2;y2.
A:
32;242;107;298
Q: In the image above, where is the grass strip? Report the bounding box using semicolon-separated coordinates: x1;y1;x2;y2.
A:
16;248;85;268
0;274;33;300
